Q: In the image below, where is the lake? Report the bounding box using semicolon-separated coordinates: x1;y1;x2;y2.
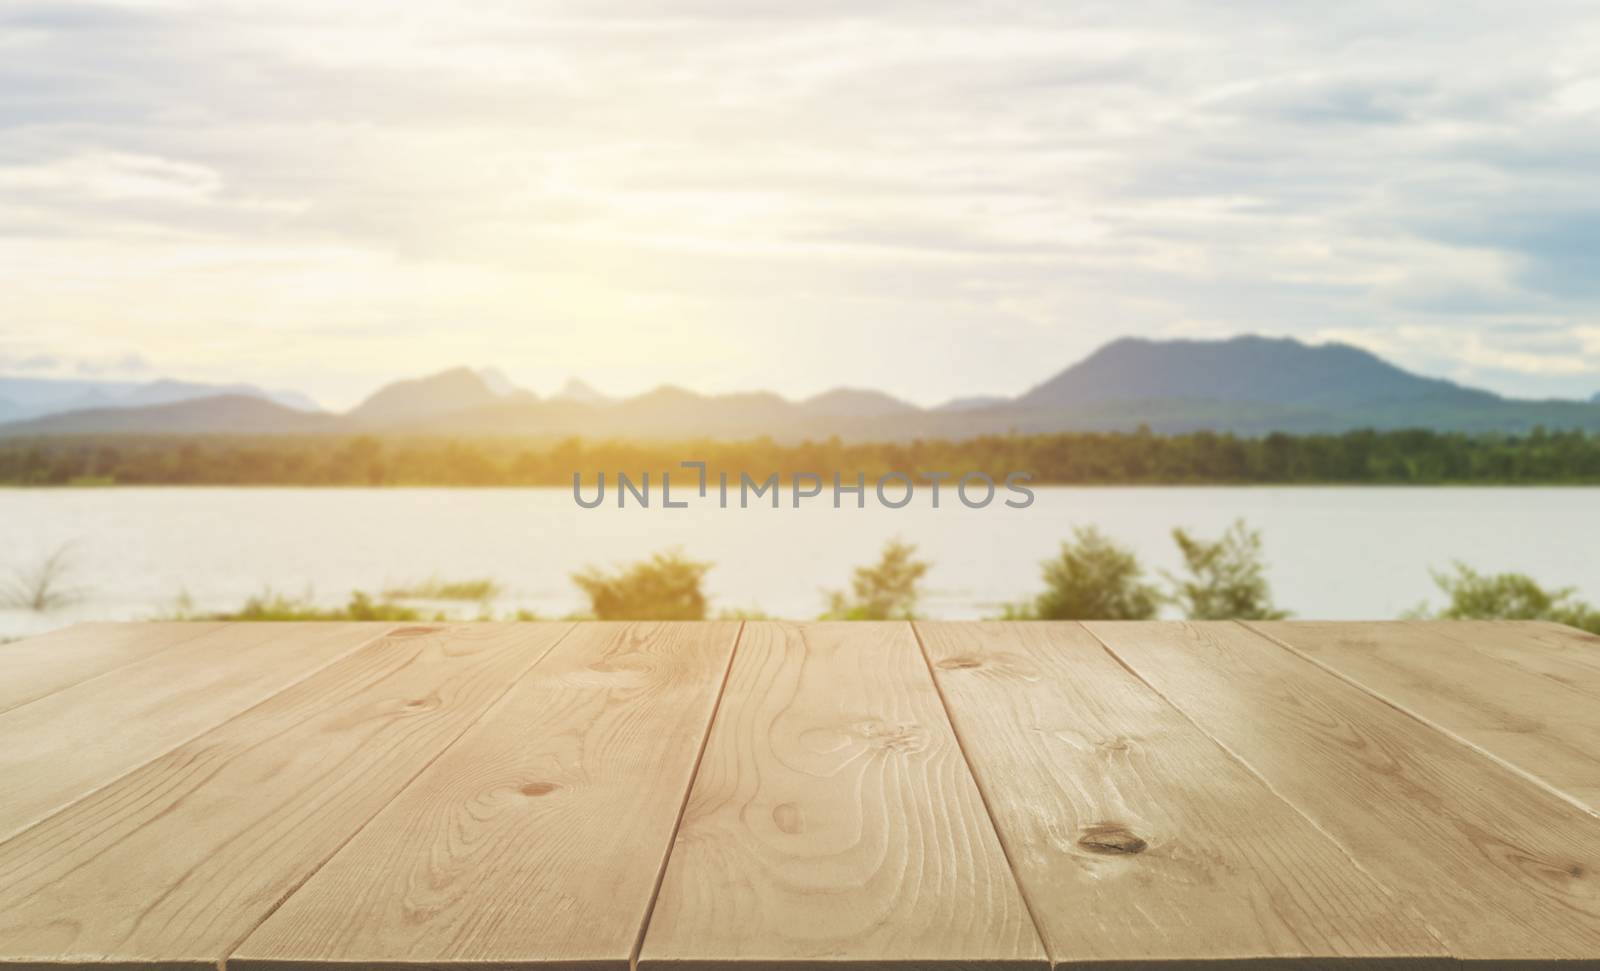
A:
2;486;1595;639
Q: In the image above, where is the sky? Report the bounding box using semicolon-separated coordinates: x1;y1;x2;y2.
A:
2;0;1600;410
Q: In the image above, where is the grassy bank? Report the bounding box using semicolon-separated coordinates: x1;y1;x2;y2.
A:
9;524;1590;634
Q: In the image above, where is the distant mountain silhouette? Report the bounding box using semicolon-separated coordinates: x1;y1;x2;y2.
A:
1020;336;1492;408
0;394;331;436
347;367;510;423
936;395;1011;412
4;336;1599;439
552;378;610;404
475;367;520;397
799;388;918;418
0;375;319;421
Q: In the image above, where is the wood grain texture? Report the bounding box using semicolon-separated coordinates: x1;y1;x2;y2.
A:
1087;620;1600;964
1249;620;1600;810
1404;620;1600;699
639;622;1046;971
0;622;571;969
916;621;1448;968
0;621;228;714
233;621;741;971
0;622;393;841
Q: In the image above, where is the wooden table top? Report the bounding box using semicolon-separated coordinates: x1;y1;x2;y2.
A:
1;620;1598;969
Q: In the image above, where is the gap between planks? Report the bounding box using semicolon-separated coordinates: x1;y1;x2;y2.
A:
0;621;232;715
1242;619;1600;819
1084;620;1600;962
221;622;742;971
626;620;747;971
223;621;1057;970
16;621;1590;969
915;627;1452;966
0;622;402;845
216;622;583;965
909;621;1056;968
0;625;591;967
1073;621;1452;957
636;622;1045;970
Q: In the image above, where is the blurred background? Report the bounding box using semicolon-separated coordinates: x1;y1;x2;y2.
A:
3;1;1599;637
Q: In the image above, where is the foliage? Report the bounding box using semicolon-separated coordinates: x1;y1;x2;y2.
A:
571;549;711;621
822;538;931;620
1164;520;1289;620
2;543;82;612
199;590;426;621
382;576;501;602
1019;527;1162;620
1411;563;1600;634
716;605;779;620
6;427;1600;486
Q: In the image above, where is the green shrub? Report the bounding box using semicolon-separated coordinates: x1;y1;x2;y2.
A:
1413;563;1600;633
1165;519;1288;620
204;590;424;621
822;539;931;620
381;577;501;602
1021;526;1162;620
572;549;711;620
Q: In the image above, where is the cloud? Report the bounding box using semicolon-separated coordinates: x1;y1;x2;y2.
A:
0;151;221;202
0;352;63;373
0;349;151;377
1;0;1599;404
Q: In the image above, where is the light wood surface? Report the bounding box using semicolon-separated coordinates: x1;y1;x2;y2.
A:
0;622;393;841
0;620;227;714
1406;619;1600;699
1087;620;1600;963
639;622;1046;971
234;621;740;970
0;623;570;967
1250;619;1600;810
917;621;1448;967
3;620;1600;969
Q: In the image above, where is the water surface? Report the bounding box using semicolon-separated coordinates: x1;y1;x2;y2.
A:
2;487;1594;639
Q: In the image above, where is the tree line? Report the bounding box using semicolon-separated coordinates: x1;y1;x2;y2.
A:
3;426;1600;485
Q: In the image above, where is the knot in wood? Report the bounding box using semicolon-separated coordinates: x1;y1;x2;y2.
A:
854;720;924;753
772;802;804;834
937;657;983;670
1077;823;1147;855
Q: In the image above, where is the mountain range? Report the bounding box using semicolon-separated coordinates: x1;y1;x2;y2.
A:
0;376;317;426
2;336;1598;440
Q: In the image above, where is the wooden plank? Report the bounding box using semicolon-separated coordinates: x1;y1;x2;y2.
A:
916;621;1448;968
1405;619;1600;698
233;621;741;970
0;622;571;969
639;621;1046;971
1249;620;1600;810
0;621;394;841
1086;620;1600;965
0;621;228;713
